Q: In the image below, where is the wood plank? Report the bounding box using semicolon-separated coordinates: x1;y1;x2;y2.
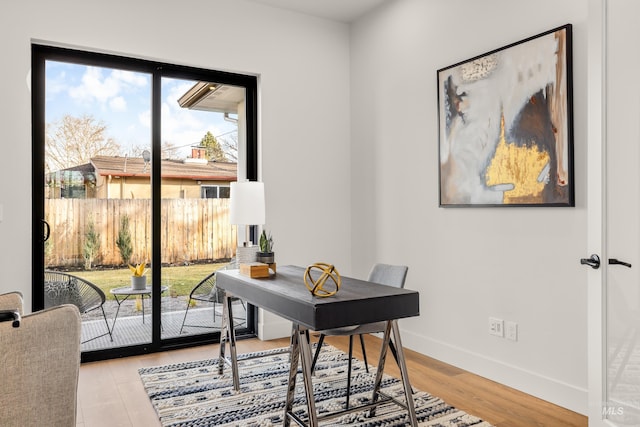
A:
45;198;235;267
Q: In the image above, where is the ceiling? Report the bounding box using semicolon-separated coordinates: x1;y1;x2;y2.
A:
245;0;387;23
178;0;389;113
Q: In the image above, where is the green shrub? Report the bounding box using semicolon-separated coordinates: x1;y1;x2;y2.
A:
116;214;133;265
83;219;100;270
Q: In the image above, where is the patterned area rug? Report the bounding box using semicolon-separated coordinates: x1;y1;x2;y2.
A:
139;345;493;426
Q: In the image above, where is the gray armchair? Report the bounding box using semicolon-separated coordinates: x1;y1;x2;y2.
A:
0;291;81;427
44;270;112;343
310;263;409;408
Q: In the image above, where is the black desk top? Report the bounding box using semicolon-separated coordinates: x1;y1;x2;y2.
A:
216;265;419;330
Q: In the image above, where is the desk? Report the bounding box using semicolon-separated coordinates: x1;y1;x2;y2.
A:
110;285;167;334
216;265;420;427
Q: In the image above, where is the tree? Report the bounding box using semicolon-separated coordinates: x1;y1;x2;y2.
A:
45;114;121;173
126;141;180;161
218;132;238;162
161;141;180;160
116;215;133;266
83;219;100;270
200;131;227;161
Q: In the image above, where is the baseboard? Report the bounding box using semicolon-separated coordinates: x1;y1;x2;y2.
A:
399;329;587;415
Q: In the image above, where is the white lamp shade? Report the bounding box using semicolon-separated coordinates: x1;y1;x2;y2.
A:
230;181;265;225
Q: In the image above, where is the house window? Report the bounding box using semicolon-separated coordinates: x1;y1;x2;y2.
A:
201;185;230;199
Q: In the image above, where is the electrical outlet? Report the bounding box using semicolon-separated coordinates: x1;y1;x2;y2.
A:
489;317;504;337
506;321;518;341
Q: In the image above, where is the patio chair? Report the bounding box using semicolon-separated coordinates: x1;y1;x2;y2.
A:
0;291;81;427
179;263;246;334
310;263;409;409
44;270;112;343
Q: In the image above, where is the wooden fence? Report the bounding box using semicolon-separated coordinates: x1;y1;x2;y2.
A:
45;199;236;268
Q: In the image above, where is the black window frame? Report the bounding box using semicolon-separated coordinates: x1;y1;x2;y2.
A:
31;44;258;362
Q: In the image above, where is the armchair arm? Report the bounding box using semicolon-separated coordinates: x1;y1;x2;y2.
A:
0;310;20;327
0;292;23;316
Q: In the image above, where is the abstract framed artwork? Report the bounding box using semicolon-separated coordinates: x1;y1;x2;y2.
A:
437;24;574;207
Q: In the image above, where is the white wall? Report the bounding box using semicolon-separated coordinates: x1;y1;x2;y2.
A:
0;0;352;317
350;0;589;414
0;0;591;416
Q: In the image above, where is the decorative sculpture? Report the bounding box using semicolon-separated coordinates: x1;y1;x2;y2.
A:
304;263;341;297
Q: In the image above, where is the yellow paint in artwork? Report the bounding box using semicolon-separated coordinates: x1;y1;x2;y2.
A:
486;115;550;204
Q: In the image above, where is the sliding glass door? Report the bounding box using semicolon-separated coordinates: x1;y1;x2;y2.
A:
159;77;248;340
32;45;257;361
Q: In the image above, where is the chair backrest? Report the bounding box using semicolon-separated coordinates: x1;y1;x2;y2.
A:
191;262;242;302
367;263;408;289
190;271;217;298
0;295;80;427
44;271;105;314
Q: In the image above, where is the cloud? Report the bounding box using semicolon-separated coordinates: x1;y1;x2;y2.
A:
112;69;148;86
46;70;68;96
110;96;127;112
68;66;148;110
138;109;150;129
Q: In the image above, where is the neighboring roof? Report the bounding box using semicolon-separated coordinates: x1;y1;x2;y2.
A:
90;155;237;181
60;162;95;173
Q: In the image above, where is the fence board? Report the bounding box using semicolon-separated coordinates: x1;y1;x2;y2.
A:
44;199;236;268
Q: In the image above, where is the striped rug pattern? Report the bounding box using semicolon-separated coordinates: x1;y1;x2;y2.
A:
139;345;493;426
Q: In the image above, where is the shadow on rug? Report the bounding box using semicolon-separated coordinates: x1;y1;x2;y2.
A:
139;345;493;426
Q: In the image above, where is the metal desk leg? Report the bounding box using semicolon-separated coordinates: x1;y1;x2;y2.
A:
284;324;318;427
298;326;318;427
283;324;300;427
226;295;239;390
218;294;228;374
370;320;392;413
218;293;239;391
391;320;418;427
369;320;418;426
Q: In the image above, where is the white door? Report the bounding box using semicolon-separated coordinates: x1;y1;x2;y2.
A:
588;0;640;425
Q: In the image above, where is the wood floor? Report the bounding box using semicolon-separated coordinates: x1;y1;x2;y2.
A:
76;334;587;427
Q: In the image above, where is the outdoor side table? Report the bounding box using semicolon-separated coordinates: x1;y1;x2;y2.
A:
110;285;168;334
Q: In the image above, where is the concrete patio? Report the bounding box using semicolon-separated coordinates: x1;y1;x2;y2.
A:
80;298;247;352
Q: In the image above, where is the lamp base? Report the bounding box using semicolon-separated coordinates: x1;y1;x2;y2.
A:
236;245;259;264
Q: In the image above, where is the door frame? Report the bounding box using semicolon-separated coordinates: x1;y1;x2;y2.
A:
587;0;611;425
31;44;259;361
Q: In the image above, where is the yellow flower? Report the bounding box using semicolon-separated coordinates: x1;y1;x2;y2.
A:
128;263;147;277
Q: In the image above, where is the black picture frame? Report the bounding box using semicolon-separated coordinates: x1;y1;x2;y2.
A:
437;24;574;207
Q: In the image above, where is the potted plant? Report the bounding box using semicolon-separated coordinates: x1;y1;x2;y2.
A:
257;230;274;264
129;262;148;290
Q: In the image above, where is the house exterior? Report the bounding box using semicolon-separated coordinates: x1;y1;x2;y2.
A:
46;150;237;200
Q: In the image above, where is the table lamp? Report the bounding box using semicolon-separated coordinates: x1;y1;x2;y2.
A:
230;181;265;263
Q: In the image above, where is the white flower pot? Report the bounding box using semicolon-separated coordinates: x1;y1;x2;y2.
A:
131;275;147;290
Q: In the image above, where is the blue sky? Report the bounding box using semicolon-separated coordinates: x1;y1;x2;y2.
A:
45;61;237;159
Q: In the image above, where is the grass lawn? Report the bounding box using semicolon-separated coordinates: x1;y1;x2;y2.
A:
69;262;228;300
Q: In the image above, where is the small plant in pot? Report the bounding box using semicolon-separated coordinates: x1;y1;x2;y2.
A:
129;262;148;290
257;230;274;264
